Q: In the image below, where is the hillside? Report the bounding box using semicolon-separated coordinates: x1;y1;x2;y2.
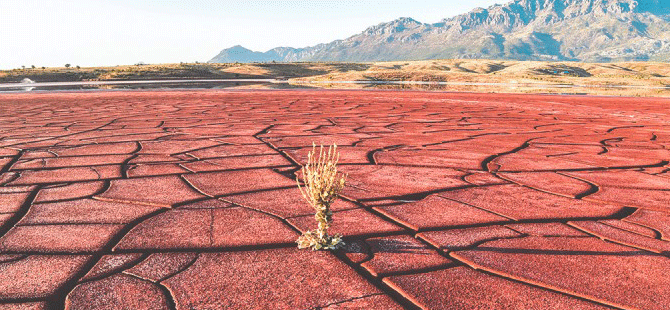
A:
3;59;670;97
210;0;670;63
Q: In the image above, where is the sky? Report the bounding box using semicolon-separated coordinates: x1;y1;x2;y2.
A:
1;0;506;69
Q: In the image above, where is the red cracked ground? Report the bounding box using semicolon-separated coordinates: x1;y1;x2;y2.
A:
0;90;669;309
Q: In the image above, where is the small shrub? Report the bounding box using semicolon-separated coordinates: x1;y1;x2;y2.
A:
296;143;347;251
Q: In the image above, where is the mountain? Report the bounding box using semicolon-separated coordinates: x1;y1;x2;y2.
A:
209;0;670;63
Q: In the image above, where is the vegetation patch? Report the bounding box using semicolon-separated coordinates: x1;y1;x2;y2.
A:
296;144;347;251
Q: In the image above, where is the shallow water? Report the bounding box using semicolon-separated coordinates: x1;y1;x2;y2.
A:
0;79;279;92
1;79;669;94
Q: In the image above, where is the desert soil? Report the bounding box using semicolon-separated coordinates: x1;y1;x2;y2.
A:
0;90;669;309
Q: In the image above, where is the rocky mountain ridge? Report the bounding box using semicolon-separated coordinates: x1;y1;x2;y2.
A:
209;0;670;63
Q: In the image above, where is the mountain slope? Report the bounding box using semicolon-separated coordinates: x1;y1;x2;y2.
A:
209;0;670;63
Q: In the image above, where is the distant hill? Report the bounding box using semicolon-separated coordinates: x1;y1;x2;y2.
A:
209;0;670;63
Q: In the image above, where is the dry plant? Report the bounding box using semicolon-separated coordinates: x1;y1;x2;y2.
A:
296;143;347;250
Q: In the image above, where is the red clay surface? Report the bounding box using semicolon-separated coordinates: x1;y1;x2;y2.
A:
0;89;669;309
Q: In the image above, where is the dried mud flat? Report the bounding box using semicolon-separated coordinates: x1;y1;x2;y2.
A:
0;89;669;310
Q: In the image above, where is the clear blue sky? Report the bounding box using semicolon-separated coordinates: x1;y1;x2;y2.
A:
1;0;505;69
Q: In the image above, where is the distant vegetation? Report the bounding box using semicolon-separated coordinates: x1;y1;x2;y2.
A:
2;59;670;97
0;63;268;83
4;60;670;83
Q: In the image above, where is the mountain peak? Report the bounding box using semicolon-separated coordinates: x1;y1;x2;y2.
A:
363;17;426;36
227;45;252;52
395;17;420;24
210;0;670;63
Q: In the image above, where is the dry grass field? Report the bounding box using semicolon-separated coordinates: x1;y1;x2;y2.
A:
3;60;670;96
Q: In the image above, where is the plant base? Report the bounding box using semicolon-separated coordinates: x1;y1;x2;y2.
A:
296;230;344;251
